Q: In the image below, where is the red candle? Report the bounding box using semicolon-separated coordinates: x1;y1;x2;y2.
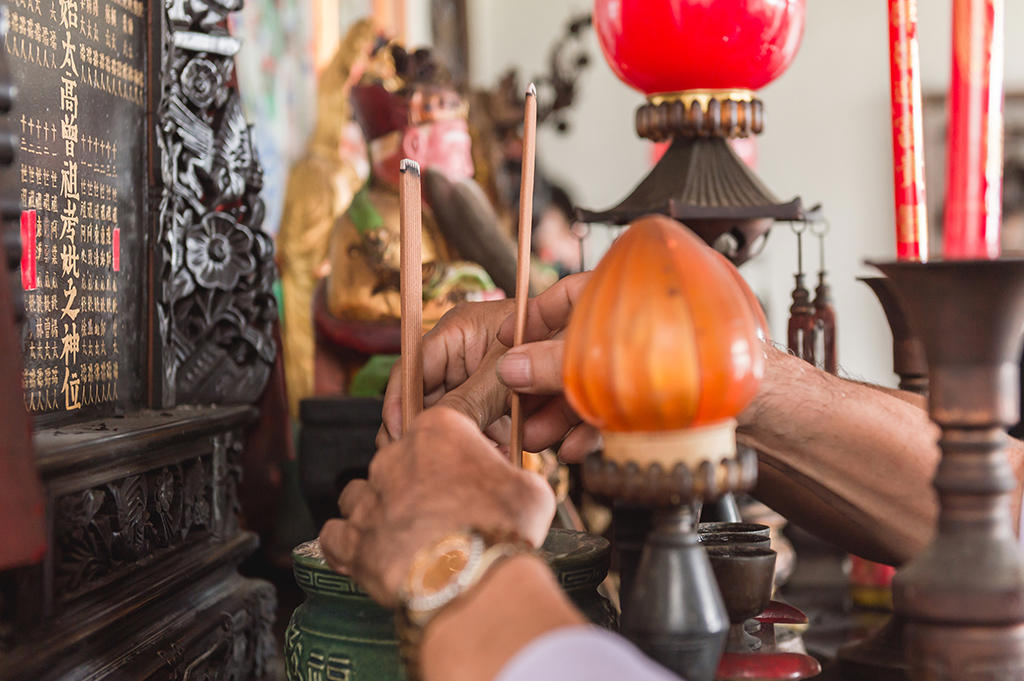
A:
942;0;1004;260
888;0;928;261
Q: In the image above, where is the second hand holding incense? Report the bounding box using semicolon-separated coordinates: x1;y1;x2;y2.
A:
509;84;538;469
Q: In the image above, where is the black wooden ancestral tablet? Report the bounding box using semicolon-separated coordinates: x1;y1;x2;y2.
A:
9;0;147;419
9;0;277;419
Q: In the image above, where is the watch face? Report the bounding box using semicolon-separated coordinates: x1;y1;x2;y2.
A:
407;534;474;598
422;548;469;595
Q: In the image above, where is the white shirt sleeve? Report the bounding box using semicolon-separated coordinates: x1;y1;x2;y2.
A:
494;626;681;681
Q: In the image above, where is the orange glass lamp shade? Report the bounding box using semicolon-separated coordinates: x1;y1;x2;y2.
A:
713;248;770;343
563;215;765;468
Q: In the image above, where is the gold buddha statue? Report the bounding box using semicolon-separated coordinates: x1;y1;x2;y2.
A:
276;20;377;418
316;43;515;395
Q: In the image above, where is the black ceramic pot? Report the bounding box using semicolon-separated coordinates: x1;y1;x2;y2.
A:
299;396;382;527
700;534;771;551
706;545;777;652
697;522;771;538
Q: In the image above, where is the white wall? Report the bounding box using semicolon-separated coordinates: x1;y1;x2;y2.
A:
405;0;433;46
468;0;1024;387
467;0;648;269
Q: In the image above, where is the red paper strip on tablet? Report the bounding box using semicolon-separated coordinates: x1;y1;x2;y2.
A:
20;210;36;291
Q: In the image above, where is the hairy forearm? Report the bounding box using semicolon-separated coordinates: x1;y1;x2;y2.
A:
739;347;941;565
421;555;585;681
741;347;1024;564
852;380;927;409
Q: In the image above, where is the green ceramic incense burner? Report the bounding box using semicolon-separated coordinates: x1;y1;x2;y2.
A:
284;540;404;681
284;529;614;681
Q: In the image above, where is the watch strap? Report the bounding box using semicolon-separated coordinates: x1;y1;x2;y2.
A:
396;528;533;681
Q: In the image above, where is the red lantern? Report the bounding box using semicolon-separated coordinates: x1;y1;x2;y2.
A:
593;0;806;95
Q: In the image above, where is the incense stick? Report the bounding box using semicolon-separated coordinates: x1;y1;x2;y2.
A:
509;84;537;468
399;159;423;430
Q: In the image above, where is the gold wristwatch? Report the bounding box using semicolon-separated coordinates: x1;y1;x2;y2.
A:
396;529;531;679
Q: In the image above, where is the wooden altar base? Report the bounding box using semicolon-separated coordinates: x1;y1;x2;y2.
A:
0;407;278;681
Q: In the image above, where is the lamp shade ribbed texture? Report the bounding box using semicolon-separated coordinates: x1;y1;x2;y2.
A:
563;215;764;433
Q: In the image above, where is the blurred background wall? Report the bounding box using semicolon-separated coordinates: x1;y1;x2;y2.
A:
467;0;1024;387
232;0;1024;387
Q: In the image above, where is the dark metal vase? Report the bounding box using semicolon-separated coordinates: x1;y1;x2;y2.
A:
585;445;758;681
612;503;653;614
621;507;729;681
700;492;744;524
871;259;1024;680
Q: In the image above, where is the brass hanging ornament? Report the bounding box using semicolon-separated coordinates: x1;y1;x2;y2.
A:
811;220;837;375
787;222;816;363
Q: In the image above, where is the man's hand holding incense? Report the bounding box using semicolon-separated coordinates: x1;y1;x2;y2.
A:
379;298;514;444
491;273;601;462
379;272;602;462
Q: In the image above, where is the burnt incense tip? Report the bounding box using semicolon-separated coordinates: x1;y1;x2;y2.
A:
526;82;537;98
399;158;420;176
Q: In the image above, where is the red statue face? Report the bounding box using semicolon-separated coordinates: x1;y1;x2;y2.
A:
400;117;474;182
360;83;475;187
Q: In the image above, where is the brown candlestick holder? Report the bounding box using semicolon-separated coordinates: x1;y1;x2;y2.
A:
870;259;1024;680
859;276;928;395
836;276;926;681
